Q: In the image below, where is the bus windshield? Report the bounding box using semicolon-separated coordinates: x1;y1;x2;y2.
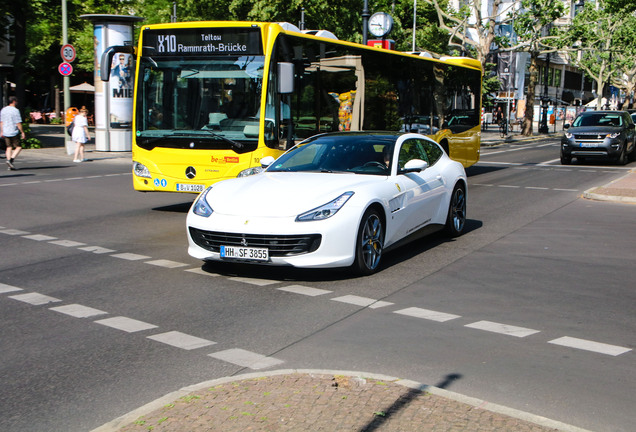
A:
136;55;265;152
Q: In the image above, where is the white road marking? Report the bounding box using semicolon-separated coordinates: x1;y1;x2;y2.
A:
229;277;279;286
465;320;540;338
278;285;332;297
548;336;631;356
553;188;579;192
394;307;460;322
9;292;61;305
331;295;393;309
48;240;87;247
22;234;57;241
111;252;152;261
184;268;220;277
208;348;284;370
0;283;23;294
0;229;30;235
50;304;108;318
147;331;216;350
78;246;116;254
539;158;561;165
525;187;550;190
95;316;158;333
145;259;189;269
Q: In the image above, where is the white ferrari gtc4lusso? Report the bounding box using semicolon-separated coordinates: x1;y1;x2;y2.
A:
187;132;467;275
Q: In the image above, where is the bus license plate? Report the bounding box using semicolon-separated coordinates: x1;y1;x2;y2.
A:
176;183;205;192
220;246;269;261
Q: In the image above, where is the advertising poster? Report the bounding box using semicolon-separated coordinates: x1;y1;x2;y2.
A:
106;24;134;129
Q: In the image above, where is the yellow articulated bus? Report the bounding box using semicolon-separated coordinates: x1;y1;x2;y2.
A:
104;21;482;193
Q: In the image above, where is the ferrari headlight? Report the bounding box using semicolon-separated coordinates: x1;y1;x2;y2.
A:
133;161;151;178
192;186;213;217
296;192;354;222
237;166;265;177
606;132;620;139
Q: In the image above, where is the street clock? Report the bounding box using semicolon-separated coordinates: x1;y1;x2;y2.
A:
368;12;394;38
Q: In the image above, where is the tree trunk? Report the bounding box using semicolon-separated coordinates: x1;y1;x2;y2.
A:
522;55;539;136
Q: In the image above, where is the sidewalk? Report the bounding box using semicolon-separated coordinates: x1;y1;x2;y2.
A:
94;370;590;432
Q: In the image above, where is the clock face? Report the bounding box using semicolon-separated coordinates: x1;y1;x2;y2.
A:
369;12;393;38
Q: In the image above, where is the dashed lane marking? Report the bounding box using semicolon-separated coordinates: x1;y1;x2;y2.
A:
548;336;632;356
147;331;216;350
0;283;23;294
50;303;108;318
229;276;279;286
465;320;540;338
111;252;152;261
0;229;30;235
331;295;393;309
394;307;461;322
184;268;220;277
278;285;333;297
145;259;189;269
209;348;284;370
49;239;87;248
9;292;61;305
78;246;117;254
23;234;58;241
95;316;158;333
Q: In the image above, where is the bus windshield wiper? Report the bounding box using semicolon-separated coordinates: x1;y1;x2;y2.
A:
200;129;244;150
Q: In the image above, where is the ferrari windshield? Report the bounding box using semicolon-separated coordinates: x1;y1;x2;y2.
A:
268;134;395;175
136;55;265;151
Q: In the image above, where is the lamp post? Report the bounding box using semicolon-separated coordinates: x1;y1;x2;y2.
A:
362;0;370;45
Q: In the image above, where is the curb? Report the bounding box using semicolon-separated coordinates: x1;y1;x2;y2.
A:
91;369;592;432
583;170;636;204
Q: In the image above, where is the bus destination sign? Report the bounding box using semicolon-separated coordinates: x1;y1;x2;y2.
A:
143;28;262;56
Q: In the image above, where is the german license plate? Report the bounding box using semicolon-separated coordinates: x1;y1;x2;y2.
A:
578;142;596;148
176;183;205;192
220;246;269;261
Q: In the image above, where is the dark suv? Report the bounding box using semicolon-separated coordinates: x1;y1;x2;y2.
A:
561;110;636;165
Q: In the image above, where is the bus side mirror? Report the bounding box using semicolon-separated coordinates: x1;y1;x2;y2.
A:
278;62;294;94
100;45;135;81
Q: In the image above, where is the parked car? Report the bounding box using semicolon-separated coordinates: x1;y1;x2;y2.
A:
187;132;467;275
561;110;636;165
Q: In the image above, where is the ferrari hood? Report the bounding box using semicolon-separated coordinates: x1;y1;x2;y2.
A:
205;172;382;217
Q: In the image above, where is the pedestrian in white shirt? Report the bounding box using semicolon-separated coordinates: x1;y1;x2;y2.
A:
0;96;26;170
72;108;90;162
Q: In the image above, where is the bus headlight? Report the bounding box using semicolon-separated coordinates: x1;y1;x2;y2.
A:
237;166;265;177
133;161;151;178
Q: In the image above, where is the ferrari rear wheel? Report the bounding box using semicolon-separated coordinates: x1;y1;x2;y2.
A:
445;183;466;237
353;208;384;275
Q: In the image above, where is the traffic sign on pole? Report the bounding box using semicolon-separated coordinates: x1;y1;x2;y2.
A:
59;62;73;76
61;44;76;62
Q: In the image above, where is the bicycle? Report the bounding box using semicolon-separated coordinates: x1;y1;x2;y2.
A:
499;119;508;138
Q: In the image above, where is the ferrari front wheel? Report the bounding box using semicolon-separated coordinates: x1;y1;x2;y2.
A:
353;208;384;275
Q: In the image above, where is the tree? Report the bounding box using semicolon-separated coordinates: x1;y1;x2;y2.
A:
510;0;566;135
422;0;509;66
563;0;623;110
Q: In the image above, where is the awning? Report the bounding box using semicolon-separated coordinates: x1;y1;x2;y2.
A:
69;82;95;93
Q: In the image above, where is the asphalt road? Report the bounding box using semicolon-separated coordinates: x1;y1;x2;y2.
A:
0;141;634;432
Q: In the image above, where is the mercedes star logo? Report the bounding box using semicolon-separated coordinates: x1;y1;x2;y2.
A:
185;166;196;179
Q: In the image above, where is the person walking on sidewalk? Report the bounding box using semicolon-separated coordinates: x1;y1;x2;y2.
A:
72;107;90;162
0;96;26;170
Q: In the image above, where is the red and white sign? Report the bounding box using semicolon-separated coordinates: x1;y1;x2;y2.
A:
61;44;76;62
58;62;73;76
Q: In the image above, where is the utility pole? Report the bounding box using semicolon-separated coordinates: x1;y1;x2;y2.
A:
61;0;70;141
362;0;370;45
